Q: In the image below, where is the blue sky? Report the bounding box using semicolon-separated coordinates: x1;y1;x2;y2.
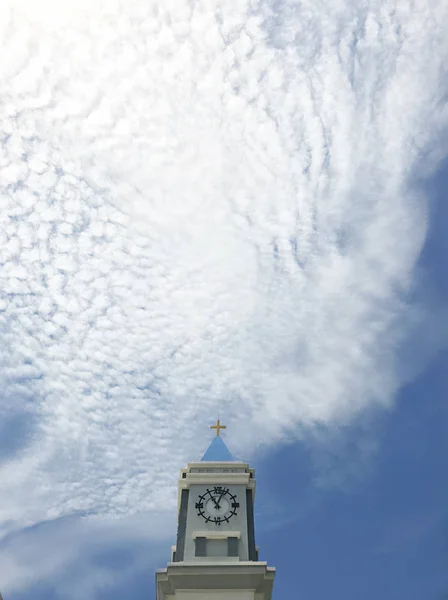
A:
1;0;448;598
260;356;448;600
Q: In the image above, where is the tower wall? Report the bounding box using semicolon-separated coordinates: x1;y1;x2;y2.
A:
183;483;249;561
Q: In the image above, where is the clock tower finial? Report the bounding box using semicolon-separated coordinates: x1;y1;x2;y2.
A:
210;418;226;437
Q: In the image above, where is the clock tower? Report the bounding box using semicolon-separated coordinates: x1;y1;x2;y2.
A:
155;421;276;600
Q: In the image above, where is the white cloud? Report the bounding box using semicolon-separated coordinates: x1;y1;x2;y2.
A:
0;512;173;596
0;0;447;591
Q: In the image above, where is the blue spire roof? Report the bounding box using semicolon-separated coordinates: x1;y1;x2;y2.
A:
201;435;236;462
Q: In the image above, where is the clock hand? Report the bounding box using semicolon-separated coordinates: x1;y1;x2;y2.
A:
207;489;219;509
216;488;227;509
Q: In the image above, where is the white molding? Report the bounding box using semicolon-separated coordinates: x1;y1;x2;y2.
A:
180;473;253;487
187;462;248;468
193;530;241;540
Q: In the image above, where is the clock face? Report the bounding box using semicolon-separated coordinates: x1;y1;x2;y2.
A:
195;486;239;526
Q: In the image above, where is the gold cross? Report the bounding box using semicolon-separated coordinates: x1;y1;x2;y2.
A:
210;419;226;437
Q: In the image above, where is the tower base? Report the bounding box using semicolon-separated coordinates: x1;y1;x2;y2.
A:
156;561;276;600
